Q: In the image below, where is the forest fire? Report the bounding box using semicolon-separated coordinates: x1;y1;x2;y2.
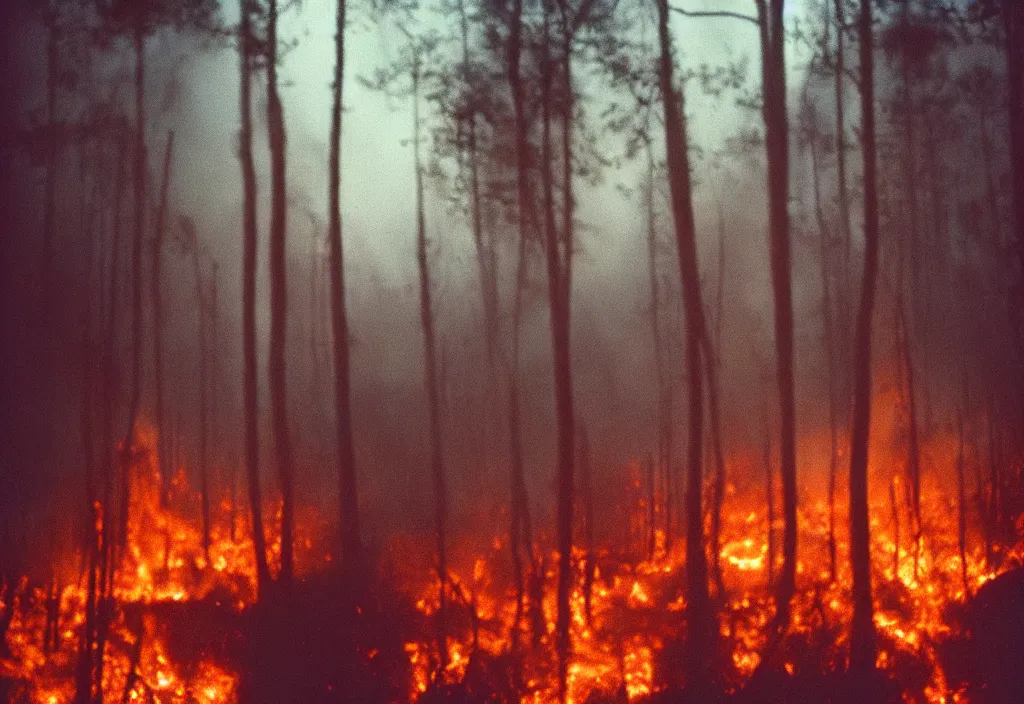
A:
2;0;1024;702
3;420;1022;703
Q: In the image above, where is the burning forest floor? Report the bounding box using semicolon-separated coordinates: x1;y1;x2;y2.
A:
2;441;1024;704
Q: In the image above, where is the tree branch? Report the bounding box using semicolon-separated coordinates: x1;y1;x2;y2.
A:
670;6;759;26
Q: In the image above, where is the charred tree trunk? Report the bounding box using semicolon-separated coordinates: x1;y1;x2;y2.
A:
889;477;899;580
538;3;576;697
152;131;174;509
987;398;1000;555
757;0;797;631
410;50;450;672
809;122;840;584
894;297;922;582
849;0;880;676
764;423;775;589
459;0;498;371
657;0;714;684
329;0;360;575
647;452;657;560
192;245;211;565
580;424;595;625
211;262;228;545
645;144;673;554
239;1;270;596
506;0;538;650
705;210;727;598
74;146;99;703
266;0;295;588
119;7;148;576
833;0;853;396
956;400;968;595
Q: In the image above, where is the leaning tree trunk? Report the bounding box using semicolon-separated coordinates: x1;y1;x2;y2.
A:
757;0;797;632
849;0;880;676
238;0;270;596
267;0;295;587
329;0;360;574
656;0;714;685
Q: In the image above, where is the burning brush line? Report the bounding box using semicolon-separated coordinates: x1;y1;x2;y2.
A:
2;426;1023;704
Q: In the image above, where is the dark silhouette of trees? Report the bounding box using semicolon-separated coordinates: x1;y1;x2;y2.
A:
238;0;270;597
756;0;798;634
328;0;360;576
406;31;452;671
266;0;295;588
799;92;840;584
705;211;727;598
505;0;539;651
849;0;881;677
152;131;174;510
656;0;715;687
177;215;211;564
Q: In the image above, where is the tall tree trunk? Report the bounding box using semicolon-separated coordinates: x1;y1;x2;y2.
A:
810;127;839;583
757;0;797;631
897;7;923;332
849;0;880;675
538;4;577;698
764;421;775;589
705;210;727;598
645;144;673;554
656;0;714;684
579;424;595;625
894;298;922;581
152;131;174;509
91;139;128;704
987;397;1000;557
193;246;211;565
889;477;899;580
119;8;148;575
411;51;450;672
239;1;270;596
74;138;99;704
956;399;968;595
833;0;853;406
459;0;498;371
329;0;360;575
267;0;295;587
506;0;538;651
211;262;229;544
